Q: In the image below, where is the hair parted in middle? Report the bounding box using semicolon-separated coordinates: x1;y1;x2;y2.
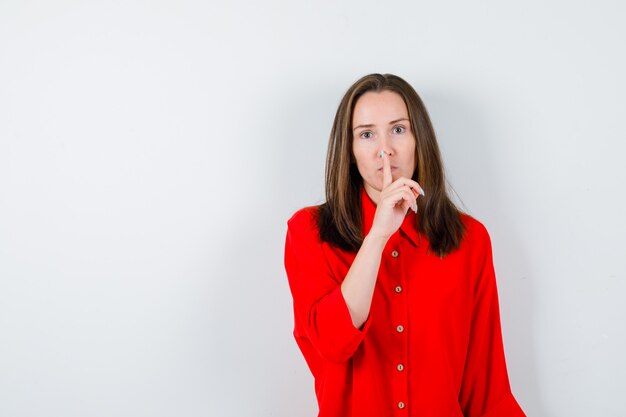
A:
317;73;465;257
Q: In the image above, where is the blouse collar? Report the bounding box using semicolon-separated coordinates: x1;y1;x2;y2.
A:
360;186;421;247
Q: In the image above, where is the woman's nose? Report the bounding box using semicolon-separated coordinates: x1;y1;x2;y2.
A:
379;136;393;156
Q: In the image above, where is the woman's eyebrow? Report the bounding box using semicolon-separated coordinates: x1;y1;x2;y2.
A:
353;123;374;131
353;118;410;131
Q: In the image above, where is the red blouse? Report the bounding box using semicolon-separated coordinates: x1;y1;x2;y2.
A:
284;188;526;417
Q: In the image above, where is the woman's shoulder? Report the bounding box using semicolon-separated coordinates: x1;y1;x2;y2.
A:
287;205;323;231
458;212;492;248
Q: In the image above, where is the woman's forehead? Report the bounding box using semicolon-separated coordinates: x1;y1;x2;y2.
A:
352;90;409;126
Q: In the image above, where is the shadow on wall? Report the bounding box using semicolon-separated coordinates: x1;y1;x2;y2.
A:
265;80;343;416
206;79;338;416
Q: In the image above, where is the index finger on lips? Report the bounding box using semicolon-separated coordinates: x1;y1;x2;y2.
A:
381;150;392;189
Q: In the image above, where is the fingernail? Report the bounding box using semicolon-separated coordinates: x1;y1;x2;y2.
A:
379;150;385;159
412;203;418;213
420;187;426;196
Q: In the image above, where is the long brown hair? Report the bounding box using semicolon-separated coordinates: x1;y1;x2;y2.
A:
318;73;465;257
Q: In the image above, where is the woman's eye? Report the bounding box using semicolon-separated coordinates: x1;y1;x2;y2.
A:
360;131;373;139
393;126;406;134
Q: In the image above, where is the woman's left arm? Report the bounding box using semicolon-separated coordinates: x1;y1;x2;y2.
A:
458;223;526;417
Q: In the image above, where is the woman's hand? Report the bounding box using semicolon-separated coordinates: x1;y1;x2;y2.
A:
369;151;425;241
341;151;425;328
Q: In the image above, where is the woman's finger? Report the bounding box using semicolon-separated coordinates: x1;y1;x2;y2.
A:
381;150;393;189
390;177;425;197
383;187;418;213
383;177;425;198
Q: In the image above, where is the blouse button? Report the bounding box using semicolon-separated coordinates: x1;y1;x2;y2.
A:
391;250;399;258
398;401;406;409
395;285;402;293
397;363;404;371
396;325;404;333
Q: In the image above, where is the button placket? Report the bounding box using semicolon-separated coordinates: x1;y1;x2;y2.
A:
389;244;408;414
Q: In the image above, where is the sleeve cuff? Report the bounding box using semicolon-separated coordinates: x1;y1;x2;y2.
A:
309;286;371;363
479;391;526;417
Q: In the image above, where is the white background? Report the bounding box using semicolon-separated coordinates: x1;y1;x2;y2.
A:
1;1;625;416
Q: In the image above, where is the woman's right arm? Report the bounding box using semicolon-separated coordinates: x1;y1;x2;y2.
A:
284;193;416;363
341;151;423;328
339;233;387;329
285;154;423;362
285;210;370;363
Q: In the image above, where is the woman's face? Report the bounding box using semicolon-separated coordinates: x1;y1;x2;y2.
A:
352;90;417;202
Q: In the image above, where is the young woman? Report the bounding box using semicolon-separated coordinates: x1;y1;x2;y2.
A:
284;74;526;417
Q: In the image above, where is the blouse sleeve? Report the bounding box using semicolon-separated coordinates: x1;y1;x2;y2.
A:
284;208;371;364
458;222;526;417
